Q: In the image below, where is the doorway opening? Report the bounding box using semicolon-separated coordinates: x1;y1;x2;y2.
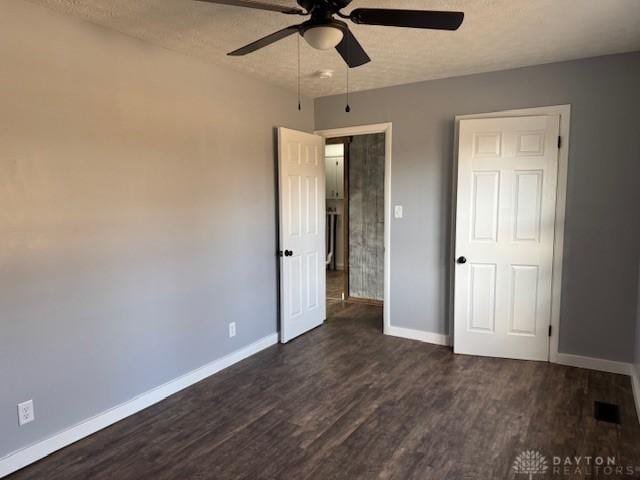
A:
316;123;392;334
324;132;386;317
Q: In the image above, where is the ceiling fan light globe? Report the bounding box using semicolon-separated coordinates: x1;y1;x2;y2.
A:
303;26;344;50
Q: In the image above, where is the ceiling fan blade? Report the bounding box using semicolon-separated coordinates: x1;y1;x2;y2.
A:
196;0;304;15
228;25;300;56
335;29;370;68
349;8;464;30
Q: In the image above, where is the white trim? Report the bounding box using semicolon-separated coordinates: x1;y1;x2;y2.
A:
315;123;393;335
0;333;278;479
554;353;632;376
386;325;451;346
631;364;640;424
450;105;571;363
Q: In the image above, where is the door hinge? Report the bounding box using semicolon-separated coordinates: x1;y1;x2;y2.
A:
557;136;562;148
548;325;552;337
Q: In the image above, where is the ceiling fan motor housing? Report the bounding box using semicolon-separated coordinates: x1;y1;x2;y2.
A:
297;0;352;15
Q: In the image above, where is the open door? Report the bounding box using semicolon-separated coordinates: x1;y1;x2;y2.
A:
278;127;326;343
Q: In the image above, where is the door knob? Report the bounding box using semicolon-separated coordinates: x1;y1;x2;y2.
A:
456;256;467;264
284;250;293;257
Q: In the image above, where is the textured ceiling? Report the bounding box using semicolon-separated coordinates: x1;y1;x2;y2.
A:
27;0;640;98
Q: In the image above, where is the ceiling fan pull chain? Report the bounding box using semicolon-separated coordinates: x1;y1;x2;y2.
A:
297;34;301;111
345;29;351;113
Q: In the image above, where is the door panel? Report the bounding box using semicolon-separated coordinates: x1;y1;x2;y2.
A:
305;252;319;309
305;176;318;235
469;263;497;333
289;254;303;317
509;265;538;335
513;170;543;241
288;175;302;237
471;171;500;242
278;128;325;343
454;115;560;361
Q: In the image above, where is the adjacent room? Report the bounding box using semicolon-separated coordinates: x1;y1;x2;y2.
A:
325;133;385;306
1;0;640;478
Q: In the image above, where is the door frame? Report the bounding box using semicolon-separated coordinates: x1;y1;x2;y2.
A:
450;105;571;363
315;122;393;334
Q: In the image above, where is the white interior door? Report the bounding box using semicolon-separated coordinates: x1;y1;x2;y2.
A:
453;115;560;361
278;127;326;343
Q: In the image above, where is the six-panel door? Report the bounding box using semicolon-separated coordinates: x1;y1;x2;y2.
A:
454;115;560;361
278;128;326;343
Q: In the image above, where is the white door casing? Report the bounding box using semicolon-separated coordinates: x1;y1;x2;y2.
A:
453;115;560;361
315;123;392;335
278;127;326;343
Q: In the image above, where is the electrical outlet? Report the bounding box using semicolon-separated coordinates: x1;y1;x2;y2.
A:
228;322;236;338
18;400;35;426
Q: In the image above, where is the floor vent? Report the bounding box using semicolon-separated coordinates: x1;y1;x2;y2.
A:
594;401;621;424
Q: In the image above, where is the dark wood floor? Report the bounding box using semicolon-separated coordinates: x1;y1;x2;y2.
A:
327;269;345;301
10;302;640;479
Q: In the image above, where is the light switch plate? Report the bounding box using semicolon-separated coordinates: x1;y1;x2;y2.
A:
394;205;403;219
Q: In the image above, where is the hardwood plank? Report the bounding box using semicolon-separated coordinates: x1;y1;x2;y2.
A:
8;304;640;479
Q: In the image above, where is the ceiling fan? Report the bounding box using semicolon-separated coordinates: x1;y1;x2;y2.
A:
196;0;464;68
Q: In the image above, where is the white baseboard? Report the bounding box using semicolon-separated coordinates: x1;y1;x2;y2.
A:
0;333;278;479
631;364;640;424
554;352;632;376
385;325;450;346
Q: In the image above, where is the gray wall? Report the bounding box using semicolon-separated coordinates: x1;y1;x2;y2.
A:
348;133;385;301
0;0;313;458
316;52;640;363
